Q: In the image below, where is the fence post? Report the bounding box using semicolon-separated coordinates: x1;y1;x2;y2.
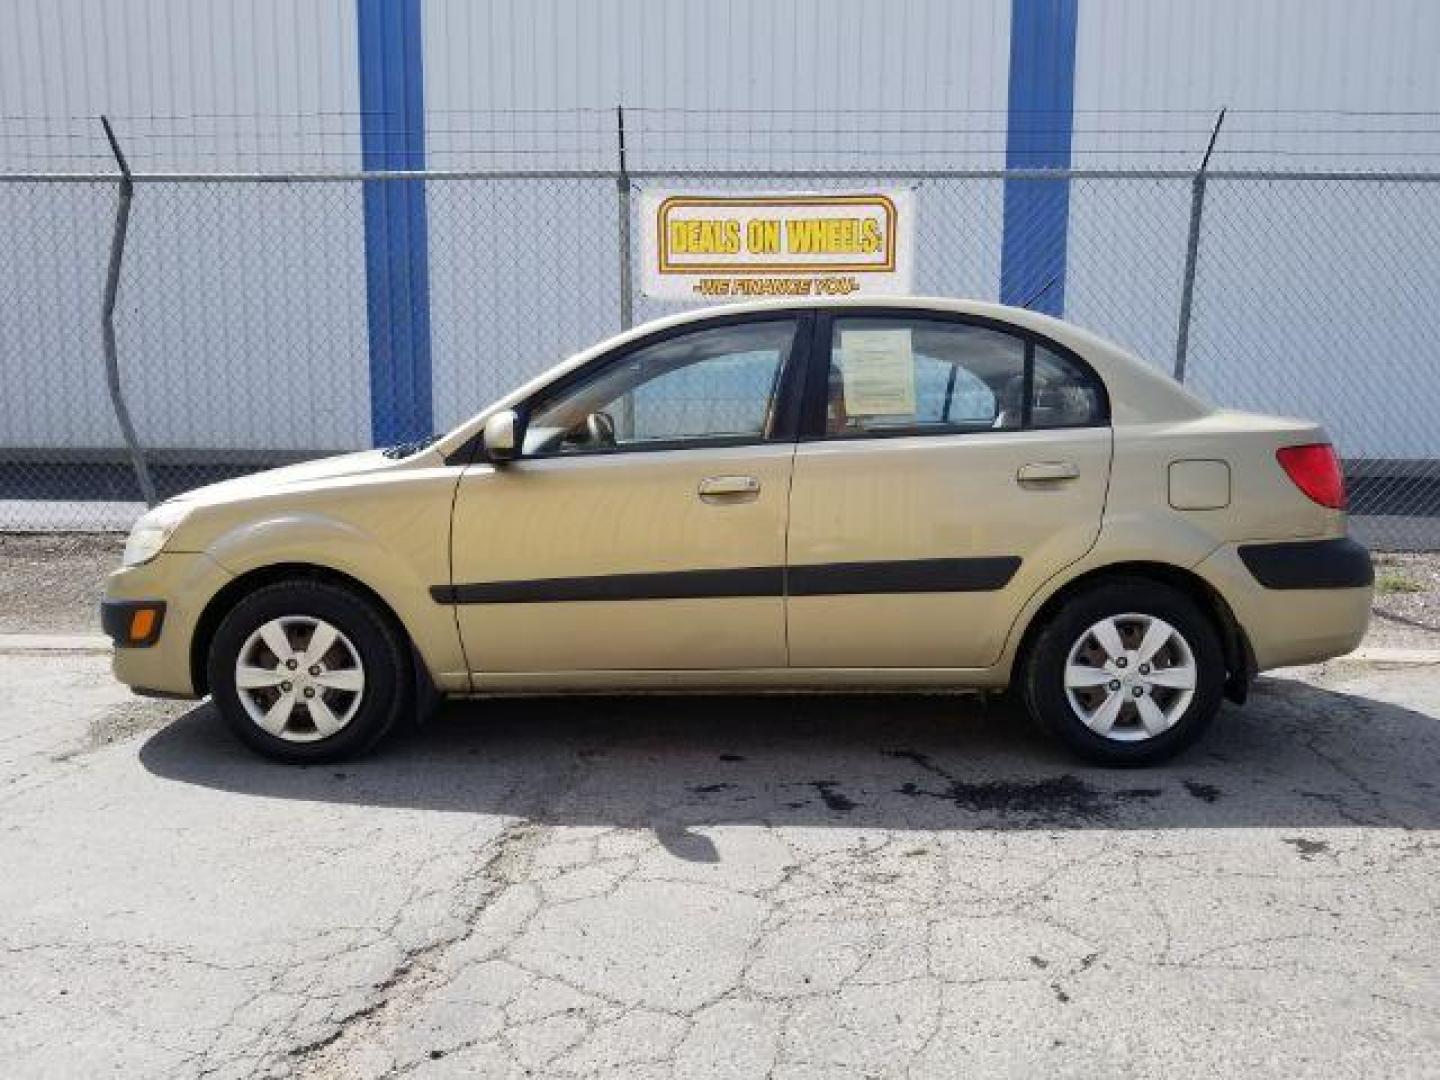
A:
615;105;634;331
1173;108;1226;384
99;115;157;507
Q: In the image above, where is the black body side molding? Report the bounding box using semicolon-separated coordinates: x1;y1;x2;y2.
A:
1236;537;1373;590
432;556;1023;604
786;556;1022;596
432;567;785;605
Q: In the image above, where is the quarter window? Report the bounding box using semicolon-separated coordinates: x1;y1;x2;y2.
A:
525;319;796;455
1031;347;1106;428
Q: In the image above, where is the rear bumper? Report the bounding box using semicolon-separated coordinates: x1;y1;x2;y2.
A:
1198;538;1372;671
1237;537;1374;590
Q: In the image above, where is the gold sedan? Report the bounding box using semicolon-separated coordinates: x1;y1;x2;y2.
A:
104;298;1372;764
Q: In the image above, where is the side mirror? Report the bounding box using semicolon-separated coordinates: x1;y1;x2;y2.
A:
482;409;524;465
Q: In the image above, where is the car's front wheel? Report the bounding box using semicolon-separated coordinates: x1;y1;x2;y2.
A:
207;578;412;763
1021;576;1225;765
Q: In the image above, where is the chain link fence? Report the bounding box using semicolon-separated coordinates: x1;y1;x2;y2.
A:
1;165;1438;548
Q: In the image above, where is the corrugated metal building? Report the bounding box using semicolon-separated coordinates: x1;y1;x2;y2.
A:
2;1;1438;468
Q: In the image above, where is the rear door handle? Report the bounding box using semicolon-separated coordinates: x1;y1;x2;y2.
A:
1017;461;1080;483
698;474;761;501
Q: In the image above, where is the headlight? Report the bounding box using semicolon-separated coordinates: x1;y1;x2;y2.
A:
122;502;192;567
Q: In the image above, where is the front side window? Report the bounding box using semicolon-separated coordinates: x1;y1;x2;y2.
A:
822;316;1106;437
524;319;796;455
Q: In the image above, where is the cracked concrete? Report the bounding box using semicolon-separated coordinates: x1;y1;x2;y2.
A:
1;651;1438;1077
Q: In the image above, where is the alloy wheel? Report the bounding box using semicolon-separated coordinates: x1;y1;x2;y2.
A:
233;615;366;743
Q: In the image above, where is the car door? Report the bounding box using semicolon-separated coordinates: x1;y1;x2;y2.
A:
785;309;1113;669
449;313;808;678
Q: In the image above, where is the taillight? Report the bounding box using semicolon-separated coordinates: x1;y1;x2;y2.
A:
1276;443;1346;509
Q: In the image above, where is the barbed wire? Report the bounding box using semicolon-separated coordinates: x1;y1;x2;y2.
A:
8;108;1440;174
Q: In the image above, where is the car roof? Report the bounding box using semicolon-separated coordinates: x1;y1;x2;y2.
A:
435;296;1210;458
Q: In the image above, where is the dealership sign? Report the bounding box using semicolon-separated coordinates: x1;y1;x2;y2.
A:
639;190;914;301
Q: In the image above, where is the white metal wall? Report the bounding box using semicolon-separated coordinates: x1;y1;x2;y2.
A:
2;0;1439;455
420;0;1014;428
0;0;370;452
1067;0;1440;458
0;0;362;172
422;0;1011;131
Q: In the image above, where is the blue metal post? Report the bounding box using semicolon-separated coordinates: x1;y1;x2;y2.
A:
357;0;432;444
1000;0;1079;316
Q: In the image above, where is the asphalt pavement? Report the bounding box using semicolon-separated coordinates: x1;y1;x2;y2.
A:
1;648;1438;1078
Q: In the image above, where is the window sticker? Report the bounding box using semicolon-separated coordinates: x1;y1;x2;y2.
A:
840;329;917;416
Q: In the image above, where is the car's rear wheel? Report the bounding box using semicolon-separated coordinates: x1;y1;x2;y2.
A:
207;579;411;763
1021;576;1225;765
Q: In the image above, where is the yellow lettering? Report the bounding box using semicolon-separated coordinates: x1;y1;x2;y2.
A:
785;217;877;255
746;219;782;254
667;218;742;255
861;217;882;253
786;219;820;254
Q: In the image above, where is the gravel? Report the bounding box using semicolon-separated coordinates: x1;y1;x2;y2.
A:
0;533;123;634
1368;552;1440;649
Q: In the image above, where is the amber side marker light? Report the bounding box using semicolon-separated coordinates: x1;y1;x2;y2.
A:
1276;443;1347;509
129;607;158;643
102;600;166;648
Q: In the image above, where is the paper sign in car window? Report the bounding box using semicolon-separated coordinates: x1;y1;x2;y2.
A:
840;329;916;416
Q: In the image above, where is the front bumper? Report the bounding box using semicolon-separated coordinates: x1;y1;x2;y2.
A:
1198;538;1373;671
103;551;234;698
101;598;167;648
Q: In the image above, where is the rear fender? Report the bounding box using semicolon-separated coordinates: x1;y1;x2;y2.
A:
995;512;1224;681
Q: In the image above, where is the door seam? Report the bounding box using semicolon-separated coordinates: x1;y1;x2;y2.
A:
781;441;799;666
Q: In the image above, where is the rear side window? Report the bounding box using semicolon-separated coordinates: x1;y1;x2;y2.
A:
825;318;1027;436
822;316;1106;437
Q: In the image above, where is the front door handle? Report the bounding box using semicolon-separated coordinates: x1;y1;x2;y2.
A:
1017;461;1080;484
698;474;761;502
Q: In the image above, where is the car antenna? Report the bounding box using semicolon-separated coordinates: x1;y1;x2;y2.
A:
1018;274;1060;310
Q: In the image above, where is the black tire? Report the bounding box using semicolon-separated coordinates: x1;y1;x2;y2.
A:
1021;576;1225;766
207;578;412;763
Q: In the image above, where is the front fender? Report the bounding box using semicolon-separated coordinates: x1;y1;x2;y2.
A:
202;512;468;686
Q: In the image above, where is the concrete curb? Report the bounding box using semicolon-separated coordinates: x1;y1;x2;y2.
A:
0;633;111;653
1335;646;1440;666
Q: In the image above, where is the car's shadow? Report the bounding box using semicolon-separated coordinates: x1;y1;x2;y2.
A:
139;675;1440;859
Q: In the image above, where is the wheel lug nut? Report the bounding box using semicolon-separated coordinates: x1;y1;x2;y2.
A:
1139;664;1150;675
303;687;315;698
281;681;292;692
1132;686;1144;698
1108;680;1121;691
309;665;320;676
286;659;298;670
1115;657;1127;668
